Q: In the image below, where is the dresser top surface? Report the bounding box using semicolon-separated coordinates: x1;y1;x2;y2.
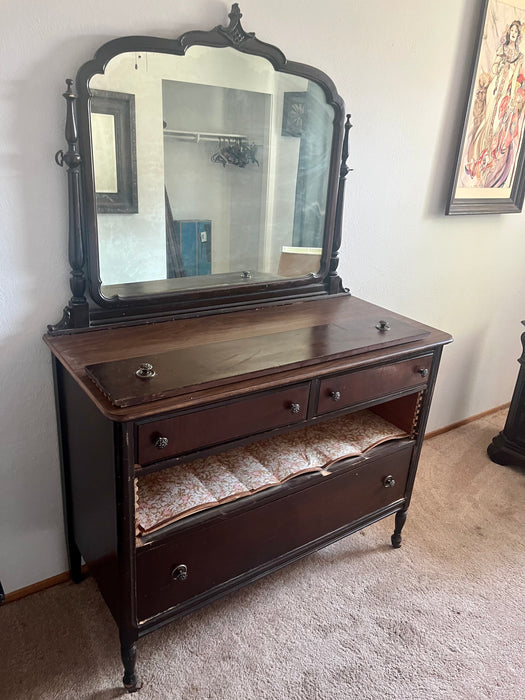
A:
44;295;451;421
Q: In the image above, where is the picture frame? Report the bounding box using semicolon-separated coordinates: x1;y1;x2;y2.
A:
447;0;525;214
91;89;138;214
282;91;307;137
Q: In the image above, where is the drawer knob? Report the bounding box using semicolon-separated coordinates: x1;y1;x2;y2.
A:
376;319;391;331
154;436;169;449
136;362;156;379
417;367;429;378
383;475;396;488
171;564;188;582
289;402;301;415
329;390;341;402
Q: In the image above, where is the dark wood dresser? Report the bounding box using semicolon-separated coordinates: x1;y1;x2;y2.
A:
44;5;451;690
45;296;450;688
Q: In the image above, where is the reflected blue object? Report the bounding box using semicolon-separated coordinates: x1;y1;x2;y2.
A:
176;220;212;277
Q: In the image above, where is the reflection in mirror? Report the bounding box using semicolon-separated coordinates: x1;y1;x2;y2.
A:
92;113;117;192
91;90;138;214
89;46;334;297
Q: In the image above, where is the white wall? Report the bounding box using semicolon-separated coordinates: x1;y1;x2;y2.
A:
1;0;524;594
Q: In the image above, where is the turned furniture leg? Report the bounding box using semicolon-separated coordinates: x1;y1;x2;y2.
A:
121;642;142;693
391;509;407;548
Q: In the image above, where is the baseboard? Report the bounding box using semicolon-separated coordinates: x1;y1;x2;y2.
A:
4;566;88;604
4;403;510;605
425;403;509;440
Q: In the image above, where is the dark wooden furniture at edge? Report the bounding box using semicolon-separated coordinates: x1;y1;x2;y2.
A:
488;321;525;468
44;6;451;692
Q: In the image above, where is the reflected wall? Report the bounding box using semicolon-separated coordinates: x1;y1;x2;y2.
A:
89;46;333;295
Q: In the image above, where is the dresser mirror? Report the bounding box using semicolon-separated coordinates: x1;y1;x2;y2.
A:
50;4;350;332
91;48;333;293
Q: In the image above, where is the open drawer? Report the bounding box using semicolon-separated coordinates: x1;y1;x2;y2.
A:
136;440;413;621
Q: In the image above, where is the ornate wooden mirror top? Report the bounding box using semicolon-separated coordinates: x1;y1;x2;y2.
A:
49;4;352;333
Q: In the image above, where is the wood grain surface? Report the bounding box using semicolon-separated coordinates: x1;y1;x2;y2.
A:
44;296;452;420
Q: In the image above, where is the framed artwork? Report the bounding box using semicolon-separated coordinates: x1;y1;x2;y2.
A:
282;91;307;137
447;0;525;214
91;90;138;213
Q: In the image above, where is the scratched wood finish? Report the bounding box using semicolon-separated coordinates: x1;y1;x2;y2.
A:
86;317;428;408
44;296;451;421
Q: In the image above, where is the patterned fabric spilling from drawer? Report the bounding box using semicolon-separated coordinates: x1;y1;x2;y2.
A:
135;409;408;535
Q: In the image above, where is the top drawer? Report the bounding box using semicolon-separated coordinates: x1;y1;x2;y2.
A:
316;355;432;416
137;383;310;465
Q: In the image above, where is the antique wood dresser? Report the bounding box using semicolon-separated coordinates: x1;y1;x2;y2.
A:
44;5;451;691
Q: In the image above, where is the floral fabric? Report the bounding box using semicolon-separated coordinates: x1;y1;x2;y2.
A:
136;409;408;535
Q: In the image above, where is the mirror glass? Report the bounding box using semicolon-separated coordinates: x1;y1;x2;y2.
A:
88;46;334;298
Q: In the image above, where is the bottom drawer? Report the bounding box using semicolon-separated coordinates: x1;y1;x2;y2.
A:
136;442;413;621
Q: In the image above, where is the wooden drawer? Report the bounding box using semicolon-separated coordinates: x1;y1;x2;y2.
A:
316;355;432;416
137;383;310;465
136;442;413;621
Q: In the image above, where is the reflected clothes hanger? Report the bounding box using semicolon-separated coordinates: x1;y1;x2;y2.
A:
211;137;259;168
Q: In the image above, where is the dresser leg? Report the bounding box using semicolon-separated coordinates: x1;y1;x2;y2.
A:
121;642;142;693
391;509;407;548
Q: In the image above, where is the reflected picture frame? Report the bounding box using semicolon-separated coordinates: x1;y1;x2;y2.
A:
447;0;525;214
282;91;307;137
91;89;138;214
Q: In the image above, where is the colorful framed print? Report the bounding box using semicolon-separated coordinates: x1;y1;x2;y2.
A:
447;0;525;214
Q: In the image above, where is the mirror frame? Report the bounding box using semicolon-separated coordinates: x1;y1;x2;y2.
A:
49;4;351;333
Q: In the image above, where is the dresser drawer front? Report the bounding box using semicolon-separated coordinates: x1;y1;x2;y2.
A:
136;443;412;621
137;383;310;465
317;355;432;415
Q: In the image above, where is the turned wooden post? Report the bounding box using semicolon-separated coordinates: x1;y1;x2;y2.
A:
48;79;89;333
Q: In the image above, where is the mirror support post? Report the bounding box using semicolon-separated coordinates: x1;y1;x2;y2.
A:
329;114;352;294
48;80;89;333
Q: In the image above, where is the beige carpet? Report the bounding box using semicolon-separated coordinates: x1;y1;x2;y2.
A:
1;409;524;700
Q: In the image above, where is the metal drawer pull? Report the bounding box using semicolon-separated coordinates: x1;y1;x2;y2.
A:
136;362;156;379
289;402;301;414
417;367;429;378
383;475;396;488
171;564;188;582
154;436;169;449
376;319;390;331
329;390;341;402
